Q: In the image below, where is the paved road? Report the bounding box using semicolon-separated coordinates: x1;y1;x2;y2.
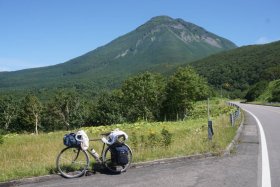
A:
237;103;280;187
19;111;259;187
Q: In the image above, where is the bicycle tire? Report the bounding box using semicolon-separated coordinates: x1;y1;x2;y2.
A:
102;143;132;173
56;147;89;178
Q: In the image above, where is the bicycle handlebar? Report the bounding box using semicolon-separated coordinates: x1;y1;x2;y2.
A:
100;132;111;136
89;138;102;141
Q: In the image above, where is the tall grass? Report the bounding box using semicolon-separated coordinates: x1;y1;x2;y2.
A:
0;99;240;182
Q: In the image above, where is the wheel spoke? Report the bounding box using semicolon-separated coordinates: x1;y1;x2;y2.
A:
56;147;89;178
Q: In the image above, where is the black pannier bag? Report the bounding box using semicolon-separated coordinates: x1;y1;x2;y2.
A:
63;133;81;147
110;144;129;165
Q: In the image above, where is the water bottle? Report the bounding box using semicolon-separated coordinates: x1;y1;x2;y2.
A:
91;148;99;160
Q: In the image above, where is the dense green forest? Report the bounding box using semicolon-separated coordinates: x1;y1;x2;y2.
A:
189;41;280;98
245;79;280;102
0;67;210;134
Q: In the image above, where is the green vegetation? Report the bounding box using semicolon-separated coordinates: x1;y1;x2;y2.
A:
243;79;280;104
190;41;280;98
162;67;210;120
245;81;269;102
0;67;211;133
255;79;280;102
0;99;240;182
120;72;165;122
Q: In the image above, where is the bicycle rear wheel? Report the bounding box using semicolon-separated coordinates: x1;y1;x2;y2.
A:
56;147;89;178
102;143;132;174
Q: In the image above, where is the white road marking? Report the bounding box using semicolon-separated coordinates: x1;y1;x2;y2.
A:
243;109;271;187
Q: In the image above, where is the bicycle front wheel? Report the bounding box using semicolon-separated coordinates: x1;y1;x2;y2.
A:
102;143;133;174
56;147;89;178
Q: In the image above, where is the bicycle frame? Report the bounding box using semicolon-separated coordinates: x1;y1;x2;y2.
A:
86;138;106;164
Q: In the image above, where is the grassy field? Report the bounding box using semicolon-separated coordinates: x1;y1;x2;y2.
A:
0;99;240;182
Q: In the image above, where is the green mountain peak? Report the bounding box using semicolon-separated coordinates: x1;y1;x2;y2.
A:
0;16;237;92
149;15;174;22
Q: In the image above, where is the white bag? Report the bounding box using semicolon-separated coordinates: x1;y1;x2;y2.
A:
75;130;89;150
101;129;128;145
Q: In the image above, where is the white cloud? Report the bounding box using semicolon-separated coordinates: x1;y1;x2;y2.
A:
255;37;270;44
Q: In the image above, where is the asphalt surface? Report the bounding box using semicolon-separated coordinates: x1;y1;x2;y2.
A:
18;111;259;187
237;103;280;187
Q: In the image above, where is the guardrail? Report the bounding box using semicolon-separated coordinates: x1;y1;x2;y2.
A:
207;102;241;141
228;102;241;126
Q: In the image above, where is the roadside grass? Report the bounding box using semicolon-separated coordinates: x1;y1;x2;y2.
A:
0;99;240;182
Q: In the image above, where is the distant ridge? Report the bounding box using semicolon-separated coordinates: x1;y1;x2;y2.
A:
0;15;237;91
189;40;280;97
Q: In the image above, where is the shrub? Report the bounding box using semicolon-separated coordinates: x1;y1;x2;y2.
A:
269;81;280;102
0;129;5;145
161;128;173;147
147;131;159;147
0;135;3;145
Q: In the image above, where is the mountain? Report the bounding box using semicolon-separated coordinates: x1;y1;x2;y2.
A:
189;40;280;97
0;16;236;92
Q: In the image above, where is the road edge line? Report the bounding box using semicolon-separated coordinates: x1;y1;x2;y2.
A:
243;109;271;187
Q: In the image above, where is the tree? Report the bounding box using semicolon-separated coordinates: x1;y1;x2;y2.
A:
262;65;280;81
20;94;42;134
95;90;124;125
0;96;17;131
47;90;88;130
41;102;62;131
269;80;280;102
163;67;210;120
244;81;268;102
121;72;165;122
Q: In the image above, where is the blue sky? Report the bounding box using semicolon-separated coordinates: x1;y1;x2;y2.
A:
0;0;280;71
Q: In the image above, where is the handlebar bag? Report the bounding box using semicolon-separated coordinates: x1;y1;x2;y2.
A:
63;133;81;148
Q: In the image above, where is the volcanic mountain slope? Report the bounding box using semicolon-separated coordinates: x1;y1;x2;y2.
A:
0;16;237;90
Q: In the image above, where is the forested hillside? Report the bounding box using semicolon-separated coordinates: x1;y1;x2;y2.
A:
245;79;280;102
190;41;280;98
